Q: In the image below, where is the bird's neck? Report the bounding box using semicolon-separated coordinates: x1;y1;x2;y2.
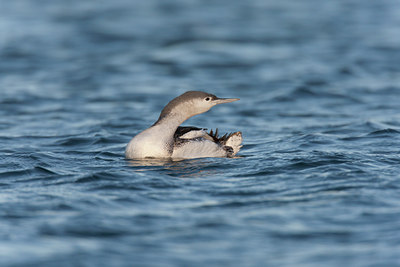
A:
150;112;190;143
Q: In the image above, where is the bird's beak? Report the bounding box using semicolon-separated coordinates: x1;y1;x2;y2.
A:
213;97;240;105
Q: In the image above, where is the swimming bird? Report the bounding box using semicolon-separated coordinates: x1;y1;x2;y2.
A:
125;91;242;159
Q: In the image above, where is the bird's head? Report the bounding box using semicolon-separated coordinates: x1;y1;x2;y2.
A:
156;91;239;123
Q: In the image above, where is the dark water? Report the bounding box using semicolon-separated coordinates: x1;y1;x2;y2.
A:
1;0;400;266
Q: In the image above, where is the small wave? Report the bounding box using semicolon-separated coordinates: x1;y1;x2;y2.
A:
56;137;94;147
93;137;121;145
41;224;129;238
273;86;361;103
294;133;335;147
0;169;31;178
288;159;347;171
367;128;400;136
34;166;58;175
271;230;352;240
74;172;113;183
341;127;400;142
91;184;145;191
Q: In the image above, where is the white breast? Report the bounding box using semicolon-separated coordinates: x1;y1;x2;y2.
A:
125;127;172;158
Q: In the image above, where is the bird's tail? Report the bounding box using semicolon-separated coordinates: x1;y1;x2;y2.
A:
208;129;243;156
224;132;242;156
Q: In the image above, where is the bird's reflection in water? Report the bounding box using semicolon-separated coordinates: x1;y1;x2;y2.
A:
127;158;220;178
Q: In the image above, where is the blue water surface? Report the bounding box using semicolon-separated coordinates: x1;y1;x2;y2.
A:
1;0;400;266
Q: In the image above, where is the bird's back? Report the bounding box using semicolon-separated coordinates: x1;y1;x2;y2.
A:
171;127;242;159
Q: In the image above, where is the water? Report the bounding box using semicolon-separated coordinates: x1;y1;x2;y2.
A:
1;0;400;266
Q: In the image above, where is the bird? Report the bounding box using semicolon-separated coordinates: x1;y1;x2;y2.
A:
125;91;242;159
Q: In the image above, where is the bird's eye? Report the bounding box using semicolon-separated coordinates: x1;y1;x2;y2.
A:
205;97;211;101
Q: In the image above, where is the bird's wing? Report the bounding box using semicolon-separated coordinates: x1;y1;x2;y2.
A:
172;127;242;158
174;126;237;144
174;126;213;141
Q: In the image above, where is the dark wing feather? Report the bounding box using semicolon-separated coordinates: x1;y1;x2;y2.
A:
174;126;206;139
174;126;235;147
208;128;236;145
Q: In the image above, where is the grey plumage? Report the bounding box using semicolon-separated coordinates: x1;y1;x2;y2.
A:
154;91;216;125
